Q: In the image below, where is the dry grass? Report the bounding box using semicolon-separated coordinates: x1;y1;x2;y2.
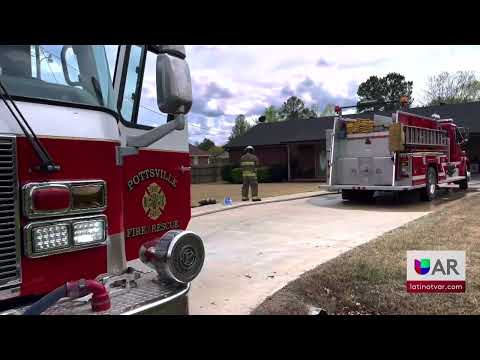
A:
191;182;324;207
253;192;480;315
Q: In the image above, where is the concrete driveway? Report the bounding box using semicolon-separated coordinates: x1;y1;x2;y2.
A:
187;187;475;315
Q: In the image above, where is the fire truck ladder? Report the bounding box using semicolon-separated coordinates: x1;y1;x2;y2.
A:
403;125;449;147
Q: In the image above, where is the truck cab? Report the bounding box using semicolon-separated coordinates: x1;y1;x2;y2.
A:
0;45;204;315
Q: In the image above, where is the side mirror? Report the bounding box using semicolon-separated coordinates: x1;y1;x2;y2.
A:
156;46;192;115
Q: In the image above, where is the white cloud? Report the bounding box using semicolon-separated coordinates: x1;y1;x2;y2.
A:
137;45;480;145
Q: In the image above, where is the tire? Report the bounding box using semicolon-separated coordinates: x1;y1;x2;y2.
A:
420;167;438;201
341;189;352;200
342;190;374;202
361;190;375;202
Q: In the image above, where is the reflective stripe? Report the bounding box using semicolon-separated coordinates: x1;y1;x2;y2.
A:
241;161;256;167
243;172;257;177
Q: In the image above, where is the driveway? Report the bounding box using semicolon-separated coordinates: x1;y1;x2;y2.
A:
187;187;476;315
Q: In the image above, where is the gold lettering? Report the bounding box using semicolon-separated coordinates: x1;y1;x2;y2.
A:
127;169;178;190
127;219;180;238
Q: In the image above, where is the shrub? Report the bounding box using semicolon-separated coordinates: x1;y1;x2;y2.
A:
221;164;233;182
257;167;272;183
270;164;288;182
230;167;272;183
231;168;243;184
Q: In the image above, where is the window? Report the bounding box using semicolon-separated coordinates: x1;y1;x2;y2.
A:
105;45;119;80
117;45;167;127
119;45;144;122
136;51;168;127
0;45;115;110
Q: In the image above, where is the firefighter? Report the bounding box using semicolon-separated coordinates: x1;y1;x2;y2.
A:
240;146;261;201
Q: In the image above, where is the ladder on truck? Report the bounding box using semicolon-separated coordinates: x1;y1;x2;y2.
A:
403;125;449;147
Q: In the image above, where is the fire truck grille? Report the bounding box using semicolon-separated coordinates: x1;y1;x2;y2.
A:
0;136;21;296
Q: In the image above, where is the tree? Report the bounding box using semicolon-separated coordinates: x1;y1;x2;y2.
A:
320;103;336;116
260;105;282;123
310;104;320;117
228;114;252;142
357;72;413;112
423;71;480;106
208;146;224;156
279;96;317;121
197;138;215;151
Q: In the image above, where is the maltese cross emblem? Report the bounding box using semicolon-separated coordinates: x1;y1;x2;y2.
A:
142;182;167;220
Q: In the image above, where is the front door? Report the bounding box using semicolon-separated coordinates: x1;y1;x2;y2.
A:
297;145;315;178
113;45;191;261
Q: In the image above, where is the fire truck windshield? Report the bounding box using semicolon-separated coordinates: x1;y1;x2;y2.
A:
0;45;116;111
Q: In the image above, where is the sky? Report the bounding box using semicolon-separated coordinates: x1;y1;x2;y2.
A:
181;45;480;146
45;45;480;147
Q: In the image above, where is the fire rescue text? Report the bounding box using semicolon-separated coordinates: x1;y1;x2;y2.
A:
127;168;177;191
126;220;180;238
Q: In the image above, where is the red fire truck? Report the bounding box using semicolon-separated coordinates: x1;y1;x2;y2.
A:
328;100;471;201
0;45;205;315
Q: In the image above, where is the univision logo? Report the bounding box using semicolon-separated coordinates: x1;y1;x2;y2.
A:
414;258;430;275
407;251;465;293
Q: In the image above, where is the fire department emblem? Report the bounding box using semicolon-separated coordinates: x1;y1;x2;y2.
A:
142;182;166;220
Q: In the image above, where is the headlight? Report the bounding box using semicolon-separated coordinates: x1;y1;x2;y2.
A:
139;230;205;284
25;216;107;258
73;219;105;245
32;224;70;253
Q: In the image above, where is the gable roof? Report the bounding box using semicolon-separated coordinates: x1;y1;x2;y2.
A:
224;112;376;149
189;144;210;156
225;101;480;149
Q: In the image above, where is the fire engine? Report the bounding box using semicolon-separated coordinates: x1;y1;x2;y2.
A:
328;99;471;201
0;45;205;315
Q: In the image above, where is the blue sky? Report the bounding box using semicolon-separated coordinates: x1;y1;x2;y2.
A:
107;45;480;146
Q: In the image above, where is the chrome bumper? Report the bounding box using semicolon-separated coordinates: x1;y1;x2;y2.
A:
328;184;426;191
2;269;190;315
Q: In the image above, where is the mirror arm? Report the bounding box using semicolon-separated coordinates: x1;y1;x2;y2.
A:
126;115;185;148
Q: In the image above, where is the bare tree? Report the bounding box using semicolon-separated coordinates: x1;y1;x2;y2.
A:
423;71;480;106
320;103;336;116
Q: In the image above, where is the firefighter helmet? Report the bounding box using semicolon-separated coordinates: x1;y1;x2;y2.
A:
245;146;254;153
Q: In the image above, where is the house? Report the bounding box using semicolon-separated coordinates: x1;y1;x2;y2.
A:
224;101;480;181
210;150;230;165
189;144;211;166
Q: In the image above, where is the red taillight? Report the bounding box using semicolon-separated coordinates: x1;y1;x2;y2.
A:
24;181;106;219
31;186;71;213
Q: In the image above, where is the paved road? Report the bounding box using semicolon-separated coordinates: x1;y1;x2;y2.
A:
187;187;476;315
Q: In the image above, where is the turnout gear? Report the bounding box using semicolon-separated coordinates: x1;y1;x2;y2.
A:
240;151;261;201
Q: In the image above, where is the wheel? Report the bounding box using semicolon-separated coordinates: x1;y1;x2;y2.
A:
360;190;375;202
420;167;438;201
341;189;352;200
459;176;468;190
